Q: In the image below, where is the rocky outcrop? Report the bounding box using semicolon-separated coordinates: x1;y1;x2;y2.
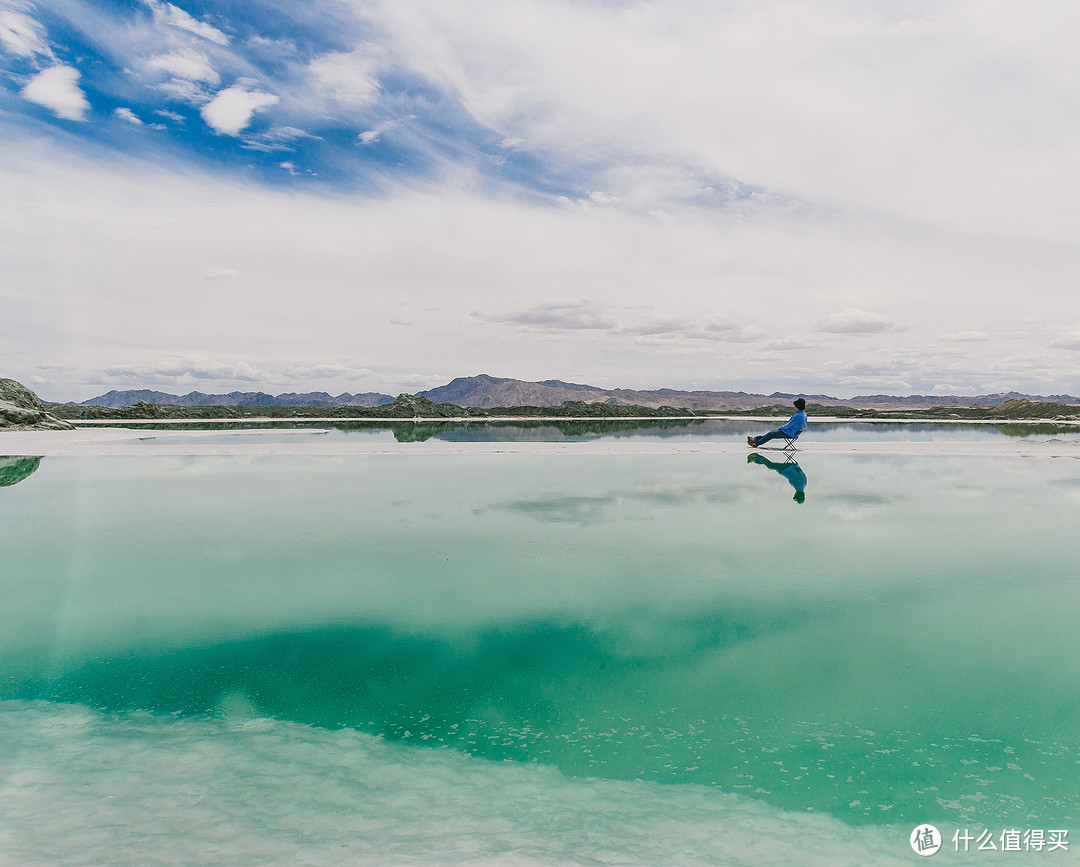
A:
0;378;75;430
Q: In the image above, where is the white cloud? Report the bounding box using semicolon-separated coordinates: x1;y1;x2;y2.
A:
364;0;1080;244
277;362;373;382
21;65;89;121
620;315;763;344
94;357;375;388
200;266;240;280
139;46;222;103
308;48;380;106
101;356;262;383
764;336;822;351
393;373;448;388
146;47;220;85
242;125;316;153
481;303;763;345
1050;331;1080;350
200;84;278;135
4;136;1080;400
931;383;976;394
816;307;900;335
484;300;617;332
358;118;406;145
142;0;228;46
944;330;991;342
0;7;52;58
114;107;143;124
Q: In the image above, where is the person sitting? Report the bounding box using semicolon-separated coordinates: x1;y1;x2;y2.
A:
747;398;807;448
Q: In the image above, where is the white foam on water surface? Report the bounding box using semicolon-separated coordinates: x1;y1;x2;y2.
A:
0;701;937;866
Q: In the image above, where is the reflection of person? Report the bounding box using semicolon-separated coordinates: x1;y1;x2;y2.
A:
747;453;808;503
748;398;807;448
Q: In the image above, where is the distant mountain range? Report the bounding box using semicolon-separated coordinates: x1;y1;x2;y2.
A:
68;374;1080;412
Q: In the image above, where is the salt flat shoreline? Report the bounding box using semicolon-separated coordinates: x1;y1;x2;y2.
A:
2;425;1079;458
65;415;1080;425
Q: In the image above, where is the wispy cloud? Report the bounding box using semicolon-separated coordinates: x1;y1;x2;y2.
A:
143;46;220;103
114;107;143;125
943;330;991;342
21;65;89;120
242;125;316;152
485;300;617;332
0;4;52;59
102;356;265;383
815;307;904;335
96;357;373;386
358;117;413;145
5;2;1080;398
200;266;240;280
480;302;762;344
764;335;822;351
1050;331;1080;351
621;316;763;344
142;0;229;46
145;47;219;84
308;48;381;107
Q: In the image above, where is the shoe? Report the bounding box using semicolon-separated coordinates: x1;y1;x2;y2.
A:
747;436;757;447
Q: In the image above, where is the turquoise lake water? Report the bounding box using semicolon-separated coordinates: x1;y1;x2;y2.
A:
1;445;1078;864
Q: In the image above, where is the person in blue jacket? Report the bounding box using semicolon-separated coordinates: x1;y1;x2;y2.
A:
747;398;807;448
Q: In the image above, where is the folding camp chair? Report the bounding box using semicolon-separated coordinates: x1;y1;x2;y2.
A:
758;430;800;455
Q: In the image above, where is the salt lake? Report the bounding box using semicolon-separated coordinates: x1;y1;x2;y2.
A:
1;423;1078;864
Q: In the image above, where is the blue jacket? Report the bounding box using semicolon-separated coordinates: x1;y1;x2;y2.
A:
779;409;807;437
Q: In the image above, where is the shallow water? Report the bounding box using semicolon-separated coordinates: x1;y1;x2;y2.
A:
2;451;1078;863
95;417;1080;446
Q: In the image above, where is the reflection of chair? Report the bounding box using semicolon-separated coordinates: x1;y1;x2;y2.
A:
746;451;807;503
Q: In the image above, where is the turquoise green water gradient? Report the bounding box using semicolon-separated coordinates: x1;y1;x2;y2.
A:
2;453;1079;831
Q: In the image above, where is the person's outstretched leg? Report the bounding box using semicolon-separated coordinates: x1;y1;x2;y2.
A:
754;429;784;446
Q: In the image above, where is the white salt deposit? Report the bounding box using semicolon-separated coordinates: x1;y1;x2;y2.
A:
1;425;1079;457
0;701;955;866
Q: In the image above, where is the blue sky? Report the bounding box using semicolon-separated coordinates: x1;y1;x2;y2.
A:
3;0;1080;400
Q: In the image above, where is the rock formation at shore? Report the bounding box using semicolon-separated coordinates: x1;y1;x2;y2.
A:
0;378;74;430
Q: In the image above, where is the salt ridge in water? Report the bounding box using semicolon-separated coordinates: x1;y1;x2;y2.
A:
0;701;929;866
